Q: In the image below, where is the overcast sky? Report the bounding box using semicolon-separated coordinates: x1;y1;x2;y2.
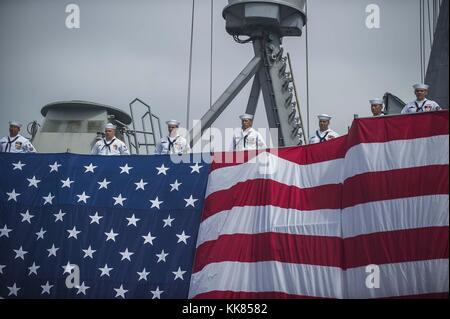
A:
0;0;431;150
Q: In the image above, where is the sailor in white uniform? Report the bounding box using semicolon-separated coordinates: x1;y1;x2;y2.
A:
91;123;130;156
370;98;385;117
231;114;267;151
155;120;191;155
309;114;340;145
0;121;36;153
401;83;441;114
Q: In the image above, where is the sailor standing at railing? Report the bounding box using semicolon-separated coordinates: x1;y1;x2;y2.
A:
0;121;36;153
91;123;130;156
155;120;191;155
230;114;267;151
401;83;442;114
309;114;340;145
370;98;385;117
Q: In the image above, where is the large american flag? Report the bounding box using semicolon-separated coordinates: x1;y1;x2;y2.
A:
1;111;449;299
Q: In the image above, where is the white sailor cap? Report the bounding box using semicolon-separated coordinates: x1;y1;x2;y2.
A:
104;123;117;130
9;121;22;128
413;83;429;90
370;98;384;105
166;119;180;127
318;114;332;121
239;114;254;120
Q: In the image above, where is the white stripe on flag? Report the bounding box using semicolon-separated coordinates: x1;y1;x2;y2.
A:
205;135;449;199
343;135;449;180
196;206;341;247
342;195;449;238
189;259;449;299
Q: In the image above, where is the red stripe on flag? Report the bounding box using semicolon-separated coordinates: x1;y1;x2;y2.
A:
342;165;449;208
211;137;347;171
346;111;449;148
210;111;449;172
343;226;449;269
202;179;342;221
193;232;343;273
193;227;449;273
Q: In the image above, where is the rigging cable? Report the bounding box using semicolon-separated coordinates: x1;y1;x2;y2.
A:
186;0;196;131
209;0;214;152
419;0;424;82
427;0;433;49
209;0;214;109
305;0;310;141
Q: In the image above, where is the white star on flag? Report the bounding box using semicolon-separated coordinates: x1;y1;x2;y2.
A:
156;250;169;263
61;177;74;189
13;246;28;260
40;281;53;295
49;161;61;173
6;189;20;202
137;268;150;281
172;267;187;280
67;226;81;239
119;248;134;261
12;161;26;170
163;215;175;228
142;232;156;245
35;228;46;240
156;164;170;175
76;282;90;295
97;178;111;190
126;214;140;227
135;179;148;190
190;163;203;173
114;285;128;299
0;225;12;238
150;286;164;299
99;264;113;277
105;229;119;242
82;246;96;259
47;244;59;257
62;262;75;275
7;283;20;297
113;194;127;206
27;176;41;188
89;212;103;224
0;265;5;274
77;192;90;203
54;210;66;222
150;197;163;209
119;164;133;174
184;195;198;207
43;193;55;205
28;262;40;276
170;180;182;192
20;210;34;224
176;231;191;244
84;163;97;173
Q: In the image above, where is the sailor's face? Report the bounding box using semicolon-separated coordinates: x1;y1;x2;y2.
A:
9;125;20;137
104;128;115;140
241;119;252;130
371;104;383;116
415;89;427;100
168;125;178;135
319;120;329;131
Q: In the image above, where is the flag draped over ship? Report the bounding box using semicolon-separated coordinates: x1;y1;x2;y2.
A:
0;111;448;299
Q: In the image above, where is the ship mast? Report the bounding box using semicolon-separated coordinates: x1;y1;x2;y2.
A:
190;0;307;147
